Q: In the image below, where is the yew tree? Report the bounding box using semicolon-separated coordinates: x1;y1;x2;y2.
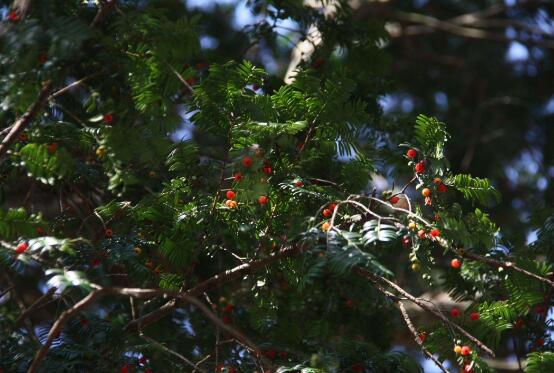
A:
0;1;552;373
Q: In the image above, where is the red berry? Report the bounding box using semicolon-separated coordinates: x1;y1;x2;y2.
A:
514;319;524;329
258;195;268;205
185;76;196;86
417;229;426;239
264;349;277;359
38;54;48;64
329;203;337;211
139;356;147;365
233;172;242;182
430;228;440;237
451;259;461;269
415;161;426;174
402;236;410;248
226;190;236;200
470;312;480;321
263;166;272;175
463;364;473;373
37;226;46;235
406;148;417;159
222;315;232;324
120;365;130;373
424;196;432;206
322;208;332;217
389;196;399;204
7;11;18;21
103;113;113;124
242;156;252;168
535;338;545;347
15;242;28;254
294;180;303;187
460;346;471;356
312;57;325;68
450;307;461;318
47;143;58;154
105;228;113;238
418;331;427;343
438;183;447;193
224;304;234;313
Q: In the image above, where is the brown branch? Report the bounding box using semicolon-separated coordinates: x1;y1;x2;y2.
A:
139;333;206;373
454;247;554;289
123;245;302;332
16;287;56;326
90;0;118;27
354;268;495;357
0;82;53;160
397;301;450;373
183;295;271;369
49;71;105;99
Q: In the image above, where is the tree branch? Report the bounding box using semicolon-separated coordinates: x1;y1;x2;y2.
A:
397;301;450;373
0;82;53;160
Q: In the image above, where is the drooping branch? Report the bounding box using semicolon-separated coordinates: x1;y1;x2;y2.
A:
354;268;495;357
0;82;53;160
397;301;450;373
123;244;303;332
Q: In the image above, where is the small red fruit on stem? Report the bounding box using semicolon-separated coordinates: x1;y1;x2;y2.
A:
258;195;268;205
417;229;426;239
263;166;272;174
242;156;252;168
460;346;471;356
105;228;113;238
8;11;18;21
406;148;417;159
430;228;440;237
47;143;58;154
450;307;460;318
233;172;242;182
294;180;304;187
389;195;399;204
15;242;29;254
103;113;113;124
226;190;236;200
437;183;447;193
418;331;427;343
415;161;426;173
329;203;337;210
470;312;480;321
451;258;461;269
322;208;332;217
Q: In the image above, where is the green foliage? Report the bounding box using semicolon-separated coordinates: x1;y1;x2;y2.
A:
525;352;554;373
448;174;501;207
413;114;449;159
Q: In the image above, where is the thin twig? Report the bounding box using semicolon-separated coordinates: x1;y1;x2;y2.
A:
397;301;450;373
16;287;57;326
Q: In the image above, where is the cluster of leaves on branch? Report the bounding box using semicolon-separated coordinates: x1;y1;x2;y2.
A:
0;1;552;373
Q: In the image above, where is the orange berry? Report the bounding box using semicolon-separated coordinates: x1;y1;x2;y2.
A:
322;222;331;231
225;199;238;208
433;177;442;184
453;345;462;354
422;188;431;197
408;222;416;230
